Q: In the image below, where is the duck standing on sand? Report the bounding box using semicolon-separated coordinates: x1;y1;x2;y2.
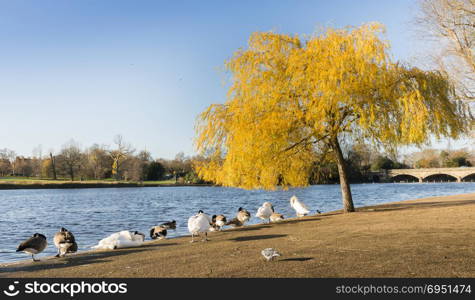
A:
225;207;251;227
256;202;274;223
290;195;310;217
150;225;168;240
16;233;47;262
188;210;212;242
210;214;227;231
53;227;78;257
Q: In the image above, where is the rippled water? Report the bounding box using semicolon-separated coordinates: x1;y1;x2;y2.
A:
1;182;475;264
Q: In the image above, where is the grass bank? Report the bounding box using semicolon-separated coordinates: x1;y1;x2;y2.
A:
1;192;474;278
0;178;211;189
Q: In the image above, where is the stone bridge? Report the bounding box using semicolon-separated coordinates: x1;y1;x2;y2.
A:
383;167;475;182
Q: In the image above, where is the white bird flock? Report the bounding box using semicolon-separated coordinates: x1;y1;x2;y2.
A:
25;195;317;264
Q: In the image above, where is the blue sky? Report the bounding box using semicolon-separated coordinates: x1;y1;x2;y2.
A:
2;0;462;159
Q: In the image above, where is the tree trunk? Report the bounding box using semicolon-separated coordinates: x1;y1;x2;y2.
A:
50;153;57;180
69;165;74;181
332;136;355;213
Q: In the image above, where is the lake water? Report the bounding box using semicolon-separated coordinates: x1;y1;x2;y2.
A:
1;182;475;264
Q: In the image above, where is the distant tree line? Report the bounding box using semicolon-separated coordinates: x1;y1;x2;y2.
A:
1;137;473;185
0;135;207;184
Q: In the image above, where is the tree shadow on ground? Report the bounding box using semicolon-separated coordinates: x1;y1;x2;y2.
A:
358;199;475;213
139;242;178;249
280;218;320;225
230;234;287;242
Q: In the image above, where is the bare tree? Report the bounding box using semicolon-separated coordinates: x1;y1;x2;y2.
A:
32;145;43;178
49;152;57;180
109;135;135;180
59;140;83;181
5;149;17;176
0;149;11;176
416;0;475;100
86;144;111;180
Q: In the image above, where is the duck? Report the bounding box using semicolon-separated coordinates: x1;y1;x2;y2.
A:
270;212;284;222
210;214;227;231
290;195;310;217
16;233;47;262
256;202;274;223
150;225;168;240
188;210;212;242
160;220;176;230
225;207;251;227
91;230;145;250
53;227;78;257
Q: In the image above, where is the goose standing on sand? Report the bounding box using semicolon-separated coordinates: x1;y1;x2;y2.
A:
225;207;251;227
256;202;274;223
53;227;78;257
270;212;284;222
290;195;310;217
16;233;47;262
188;210;212;242
210;214;227;231
150;225;168;240
91;231;145;250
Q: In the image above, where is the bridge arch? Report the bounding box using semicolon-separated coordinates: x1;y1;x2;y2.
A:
391;174;420;183
461;173;475;182
422;173;458;182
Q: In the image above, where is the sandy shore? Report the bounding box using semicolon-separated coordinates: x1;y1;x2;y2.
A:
1;192;474;278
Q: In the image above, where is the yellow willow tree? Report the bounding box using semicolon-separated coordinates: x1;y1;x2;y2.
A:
194;23;471;212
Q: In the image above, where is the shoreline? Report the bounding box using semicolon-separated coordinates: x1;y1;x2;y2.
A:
1;192;474;277
0;180;471;191
0;182;213;190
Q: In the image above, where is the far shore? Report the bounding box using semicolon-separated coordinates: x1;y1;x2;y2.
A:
0;181;213;190
1;192;474;278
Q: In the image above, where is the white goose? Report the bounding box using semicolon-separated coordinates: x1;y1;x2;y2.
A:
91;231;145;250
290;195;310;217
256;202;274;223
187;210;212;242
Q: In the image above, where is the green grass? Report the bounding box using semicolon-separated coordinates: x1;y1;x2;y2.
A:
0;177;180;186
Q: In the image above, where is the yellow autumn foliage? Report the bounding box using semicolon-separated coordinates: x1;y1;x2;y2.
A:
194;23;470;191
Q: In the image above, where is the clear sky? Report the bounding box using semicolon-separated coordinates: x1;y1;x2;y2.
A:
2;0;463;159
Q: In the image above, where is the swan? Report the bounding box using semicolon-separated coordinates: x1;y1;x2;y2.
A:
256;202;274;223
92;231;145;250
187;210;212;242
290;195;310;217
16;233;47;262
53;227;78;257
210;214;227;231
